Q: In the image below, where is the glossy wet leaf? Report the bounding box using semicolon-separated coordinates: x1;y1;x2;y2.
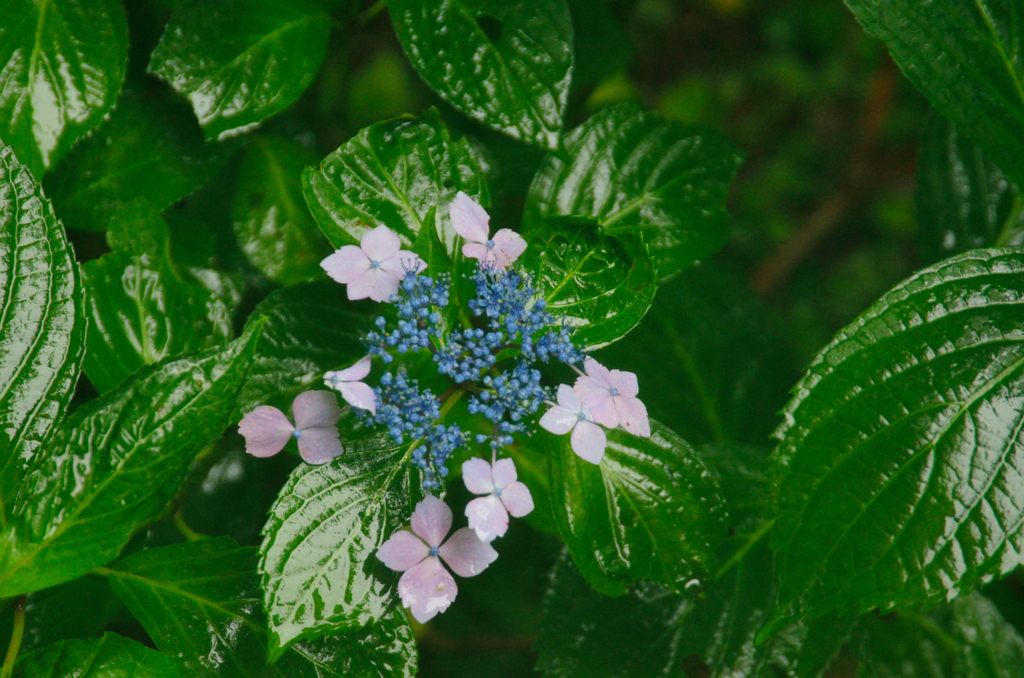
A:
0;141;85;530
0;330;262;597
18;633;181;677
537;420;726;595
917;114;1024;263
856;593;1024;677
518;220;657;350
232;136;329;285
302;111;489;260
523;104;742;279
0;0;128;175
844;0;1024;187
388;0;573;149
260;433;421;658
105;538;417;676
82;211;233;393
149;0;331;140
769;248;1024;628
45;88;233;232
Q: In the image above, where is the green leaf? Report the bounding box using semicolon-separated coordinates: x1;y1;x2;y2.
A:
917;114;1024;263
0;329;262;597
388;0;573;148
302;111;489;259
843;0;1024;187
18;633;181;677
149;0;331;140
537;420;726;595
104;538;417;676
518;220;657;350
45;87;233;232
0;575;124;652
0;0;128;175
232;136;329;285
82;210;233;393
260;433;421;658
769;248;1024;628
856;593;1024;677
597;266;796;444
523;104;742;279
0;142;85;527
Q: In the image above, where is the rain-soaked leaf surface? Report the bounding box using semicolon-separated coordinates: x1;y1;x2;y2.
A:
18;632;181;677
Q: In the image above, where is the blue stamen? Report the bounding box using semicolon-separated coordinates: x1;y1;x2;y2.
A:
429;546;440;557
292;430;302;439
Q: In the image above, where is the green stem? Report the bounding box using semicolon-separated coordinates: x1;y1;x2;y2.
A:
1;597;26;678
714;519;774;581
173;510;206;542
356;0;387;25
994;194;1024;247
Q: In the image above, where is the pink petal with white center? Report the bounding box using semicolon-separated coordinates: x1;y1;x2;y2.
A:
339;381;377;414
491;458;517;490
377;530;429;572
617;396;651;437
297;426;344;464
465;496;509;542
491;229;527;270
335;355;372;381
291;390;341;430
320;246;367;284
360;225;402;261
347;269;402;303
439;527;498;577
398;557;457;623
462;242;492;266
449;191;490;243
410;495;452;548
571;420;607;464
584;357;613;386
610;369;640;398
462;458;495;495
499;481;534;518
238;406;294;458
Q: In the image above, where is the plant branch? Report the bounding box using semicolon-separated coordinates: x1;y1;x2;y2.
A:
0;597;26;678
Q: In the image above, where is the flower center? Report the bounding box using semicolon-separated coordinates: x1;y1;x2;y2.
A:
329;374;340;385
429;546;440;557
609;386;620;396
369;259;382;270
292;429;302;439
494;488;503;498
485;239;495;249
576;411;587;422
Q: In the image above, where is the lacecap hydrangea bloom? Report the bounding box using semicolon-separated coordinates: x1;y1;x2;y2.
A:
237;191;650;623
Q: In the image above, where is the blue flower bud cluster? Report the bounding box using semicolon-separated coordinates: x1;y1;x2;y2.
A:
367;273;449;361
468;362;547;450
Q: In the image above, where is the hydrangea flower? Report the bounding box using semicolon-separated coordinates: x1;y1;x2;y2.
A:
324;355;376;414
320;225;426;302
539;384;608;464
449;191;526;271
238;390;343;464
574;358;651;437
376;496;497;622
462;458;534;541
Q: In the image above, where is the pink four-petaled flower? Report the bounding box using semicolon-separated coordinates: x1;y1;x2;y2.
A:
320;225;425;302
376;496;497;623
449;191;526;271
237;390;343;464
539;384;608;464
324;355;376;414
462;458;534;542
574;357;650;437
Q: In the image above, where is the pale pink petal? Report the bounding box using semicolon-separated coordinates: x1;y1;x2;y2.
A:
583;357;613;387
449;191;489;243
320;246;368;284
291;390;341;430
499;481;534;518
335;355;372;381
238;406;293;458
616;396;651;437
571;420;607;464
610;369;640;397
380;250;425;278
491;458;517;489
574;376;612;410
462;458;495;495
464;496;509;542
587;395;619;428
347;269;402;303
410;495;452;548
339;381;377;414
297;426;344;464
539;405;577;435
439;527;498;577
398;557;457;623
361;225;402;261
492;229;527;269
377;530;429;572
557;384;582;411
462;242;490;264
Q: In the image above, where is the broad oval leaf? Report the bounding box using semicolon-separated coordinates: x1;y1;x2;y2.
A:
523;104;742;280
388;0;573;149
844;0;1024;187
0;142;85;527
770;248;1024;627
260;433;421;658
18;633;181;677
518;221;657;350
0;0;128;175
0;329;262;597
232;136;329;285
917;114;1024;263
104;538;417;676
149;0;331;140
302;111;489;258
537;420;726;595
